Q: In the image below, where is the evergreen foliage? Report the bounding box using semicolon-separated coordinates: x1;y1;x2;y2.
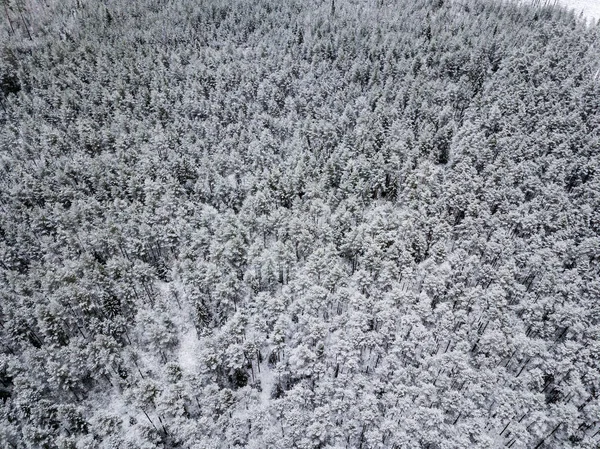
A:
1;0;600;447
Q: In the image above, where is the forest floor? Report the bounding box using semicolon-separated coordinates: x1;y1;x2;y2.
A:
510;0;600;21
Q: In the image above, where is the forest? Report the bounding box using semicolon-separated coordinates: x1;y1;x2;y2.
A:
1;0;599;447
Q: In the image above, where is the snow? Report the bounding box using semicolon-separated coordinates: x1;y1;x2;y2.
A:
554;0;600;21
258;363;276;406
156;280;201;376
512;0;600;21
178;327;201;374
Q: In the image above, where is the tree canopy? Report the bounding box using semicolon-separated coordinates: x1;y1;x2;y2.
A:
1;0;600;448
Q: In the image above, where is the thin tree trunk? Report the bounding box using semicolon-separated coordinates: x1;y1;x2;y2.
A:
3;0;14;35
15;0;31;40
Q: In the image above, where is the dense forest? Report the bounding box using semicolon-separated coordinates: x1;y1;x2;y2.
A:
1;0;600;447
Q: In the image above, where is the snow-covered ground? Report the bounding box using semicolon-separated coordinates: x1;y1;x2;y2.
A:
178;327;201;374
551;0;600;21
515;0;600;22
